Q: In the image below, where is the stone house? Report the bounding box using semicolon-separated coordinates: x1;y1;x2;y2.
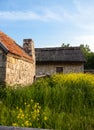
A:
35;47;86;76
0;31;35;86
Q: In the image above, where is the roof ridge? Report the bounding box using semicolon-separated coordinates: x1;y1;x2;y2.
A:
35;46;80;50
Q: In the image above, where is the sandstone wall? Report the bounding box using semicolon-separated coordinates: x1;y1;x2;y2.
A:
6;54;35;86
36;63;84;76
0;48;6;83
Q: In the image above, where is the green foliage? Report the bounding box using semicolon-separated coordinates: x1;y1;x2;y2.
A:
80;44;94;69
85;52;94;69
61;43;70;47
0;73;94;129
80;44;90;55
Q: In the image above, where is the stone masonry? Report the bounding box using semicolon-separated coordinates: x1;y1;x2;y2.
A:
0;48;6;84
36;63;84;76
5;54;35;86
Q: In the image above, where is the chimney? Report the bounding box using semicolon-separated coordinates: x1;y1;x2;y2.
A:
23;39;36;79
23;39;35;60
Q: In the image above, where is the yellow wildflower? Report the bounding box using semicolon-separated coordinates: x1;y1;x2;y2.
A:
44;116;48;121
19;108;23;113
12;123;18;126
24;102;27;105
27;104;30;108
24;120;32;127
31;99;34;103
16;106;18;110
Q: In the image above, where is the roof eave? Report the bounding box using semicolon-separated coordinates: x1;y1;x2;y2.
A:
0;42;9;53
36;60;86;64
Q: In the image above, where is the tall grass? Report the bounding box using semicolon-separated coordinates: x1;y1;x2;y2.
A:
0;73;94;129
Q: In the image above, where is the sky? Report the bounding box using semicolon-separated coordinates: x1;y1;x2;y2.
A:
0;0;94;51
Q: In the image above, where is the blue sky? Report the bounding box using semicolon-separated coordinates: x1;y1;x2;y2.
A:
0;0;94;51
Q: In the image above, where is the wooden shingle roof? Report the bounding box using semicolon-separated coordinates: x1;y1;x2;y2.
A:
35;47;86;63
0;31;32;61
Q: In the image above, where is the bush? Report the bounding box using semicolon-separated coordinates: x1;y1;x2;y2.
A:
0;73;94;129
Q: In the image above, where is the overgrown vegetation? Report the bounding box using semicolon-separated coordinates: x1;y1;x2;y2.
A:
0;73;94;130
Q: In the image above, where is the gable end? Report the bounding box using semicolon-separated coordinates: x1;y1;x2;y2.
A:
0;42;9;53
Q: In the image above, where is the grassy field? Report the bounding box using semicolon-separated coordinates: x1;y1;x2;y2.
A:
0;73;94;130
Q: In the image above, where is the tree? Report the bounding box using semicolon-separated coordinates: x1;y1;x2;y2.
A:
80;44;90;56
84;52;94;69
80;44;94;69
61;43;70;47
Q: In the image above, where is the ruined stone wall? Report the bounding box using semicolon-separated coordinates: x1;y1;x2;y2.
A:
36;63;84;76
0;48;6;83
6;54;35;86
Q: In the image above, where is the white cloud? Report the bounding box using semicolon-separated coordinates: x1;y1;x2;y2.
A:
0;11;41;20
48;0;94;31
42;9;62;21
71;0;94;30
0;1;94;26
0;10;62;22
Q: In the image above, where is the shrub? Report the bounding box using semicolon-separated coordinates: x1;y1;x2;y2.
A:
0;73;94;129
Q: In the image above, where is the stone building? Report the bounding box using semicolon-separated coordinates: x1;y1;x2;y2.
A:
0;31;35;86
35;47;86;76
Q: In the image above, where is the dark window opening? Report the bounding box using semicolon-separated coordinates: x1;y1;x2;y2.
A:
56;67;63;73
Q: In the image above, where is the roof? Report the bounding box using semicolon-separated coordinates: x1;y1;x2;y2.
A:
35;47;86;63
0;31;32;61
